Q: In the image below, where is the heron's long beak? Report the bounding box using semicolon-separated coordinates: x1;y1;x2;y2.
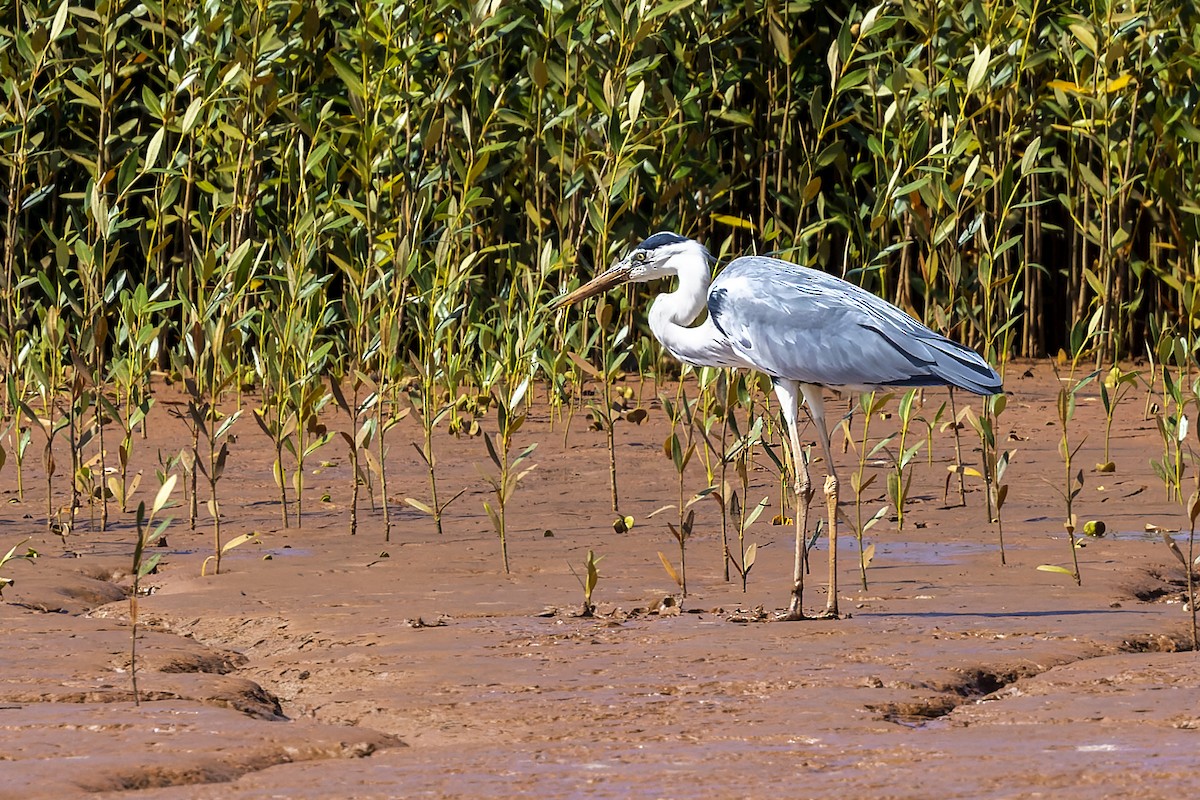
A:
549;256;633;310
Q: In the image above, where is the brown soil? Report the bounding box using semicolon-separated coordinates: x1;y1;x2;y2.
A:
2;362;1198;799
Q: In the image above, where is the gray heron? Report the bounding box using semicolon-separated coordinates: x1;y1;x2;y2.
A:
551;232;1002;619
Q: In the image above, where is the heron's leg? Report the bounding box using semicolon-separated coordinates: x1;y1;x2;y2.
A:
772;380;812;621
802;385;840;619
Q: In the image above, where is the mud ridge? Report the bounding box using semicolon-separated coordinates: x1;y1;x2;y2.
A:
85;737;391;795
867;661;1042;725
872;619;1195;728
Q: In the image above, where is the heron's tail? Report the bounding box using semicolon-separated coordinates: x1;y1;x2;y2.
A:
924;337;1003;395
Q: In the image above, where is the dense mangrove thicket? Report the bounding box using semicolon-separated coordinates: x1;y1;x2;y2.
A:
1;0;1199;387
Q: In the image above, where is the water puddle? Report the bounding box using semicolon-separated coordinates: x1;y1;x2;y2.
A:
870;539;997;566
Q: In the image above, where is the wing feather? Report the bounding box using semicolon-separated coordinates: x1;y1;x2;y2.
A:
707;256;1001;394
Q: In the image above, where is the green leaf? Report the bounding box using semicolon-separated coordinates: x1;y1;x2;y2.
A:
1077;162;1107;198
1020;135;1042;176
646;0;698;18
1037;564;1076;576
836;68;870;93
404;497;435;515
221;532;260;553
509;377;530;412
138;553;163;577
513;442;538;466
214;409;242;441
64;80;101;109
483;500;501;533
628;79;645;125
180;97;203;135
744;496;770;527
566;352;601;379
0;538;32;568
863;505;889;532
769;15;791;62
50;0;70;40
152;474;177;516
483;432;502;470
1068;22;1097;54
144;126;166;172
328;53;365;98
898;389;917;422
965;45;991;94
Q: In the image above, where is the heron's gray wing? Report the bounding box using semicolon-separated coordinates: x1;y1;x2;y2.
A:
708;256;1001;394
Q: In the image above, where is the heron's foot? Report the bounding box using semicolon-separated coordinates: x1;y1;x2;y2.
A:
774;593;808;621
813;607;841;621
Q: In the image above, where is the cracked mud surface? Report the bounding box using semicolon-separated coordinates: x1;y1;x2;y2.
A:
2;362;1198;798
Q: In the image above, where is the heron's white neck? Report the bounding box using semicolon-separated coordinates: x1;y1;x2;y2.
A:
647;252;738;368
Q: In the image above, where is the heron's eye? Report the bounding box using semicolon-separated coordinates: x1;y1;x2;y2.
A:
633;251;647;263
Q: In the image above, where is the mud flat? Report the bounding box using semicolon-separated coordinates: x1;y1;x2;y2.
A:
2;363;1197;798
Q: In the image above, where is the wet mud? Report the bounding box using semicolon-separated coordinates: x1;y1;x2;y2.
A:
1;362;1197;798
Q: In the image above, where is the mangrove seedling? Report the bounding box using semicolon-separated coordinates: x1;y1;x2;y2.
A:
920;401;947;466
728;491;766;591
658;383;707;598
566;299;636;512
963;392;1014;564
1181;479;1199;651
1150;366;1188;504
5;380;32;501
130;475;175;704
720;408;768;591
288;378;335;525
886;389;926;531
0;538;38;597
1097;365;1139;472
691;367;733;580
199;530;261;577
844;391;893;590
18;399;68;533
568;549;604;617
1150;369;1199;649
1038;362;1096;585
659;509;695;599
477;378;538;573
328;372;373;536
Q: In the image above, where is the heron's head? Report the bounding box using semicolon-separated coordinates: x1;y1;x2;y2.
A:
550;232;713;310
